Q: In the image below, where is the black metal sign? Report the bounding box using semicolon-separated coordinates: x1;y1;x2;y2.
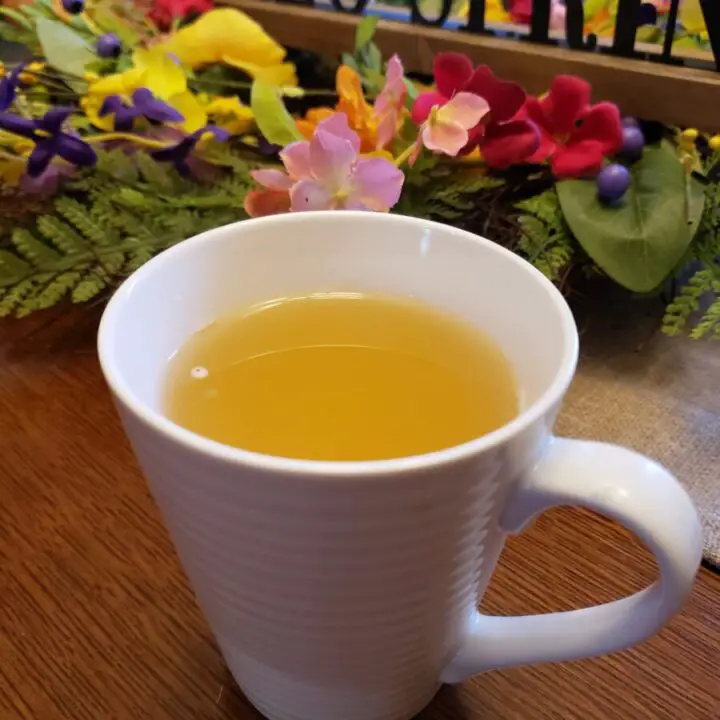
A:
290;0;720;71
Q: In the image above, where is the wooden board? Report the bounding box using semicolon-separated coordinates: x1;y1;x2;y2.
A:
229;0;720;131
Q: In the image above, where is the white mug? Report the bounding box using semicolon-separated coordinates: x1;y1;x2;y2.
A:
98;211;703;720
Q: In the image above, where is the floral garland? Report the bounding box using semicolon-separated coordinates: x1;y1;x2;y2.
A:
0;1;718;337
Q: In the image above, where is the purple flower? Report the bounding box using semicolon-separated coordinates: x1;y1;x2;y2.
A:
99;88;184;132
0;107;96;177
151;125;228;175
0;64;25;111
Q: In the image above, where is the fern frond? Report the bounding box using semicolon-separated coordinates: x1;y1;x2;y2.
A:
515;188;574;282
36;216;88;256
661;268;714;336
690;293;720;339
12;228;62;267
55;196;111;246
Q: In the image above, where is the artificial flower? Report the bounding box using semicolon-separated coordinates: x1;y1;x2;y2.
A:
0;108;96;177
84;47;206;132
100;89;184;132
509;0;566;29
0;64;24;111
335;65;377;151
162;9;297;86
0;153;27;185
151;125;228;175
680;0;709;41
374;55;407;150
246;113;403;215
244;188;291;217
296;107;336;141
202;95;254;135
410;92;490;165
523;75;623;178
148;0;213;32
458;0;512;23
411;53;539;167
298;60;407;152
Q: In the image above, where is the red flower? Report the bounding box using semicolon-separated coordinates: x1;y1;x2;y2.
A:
523;75;623;178
411;52;539;168
148;0;212;31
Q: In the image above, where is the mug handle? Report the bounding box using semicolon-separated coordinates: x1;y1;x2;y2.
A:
440;436;704;683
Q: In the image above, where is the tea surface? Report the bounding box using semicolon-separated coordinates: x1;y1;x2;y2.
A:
165;293;518;461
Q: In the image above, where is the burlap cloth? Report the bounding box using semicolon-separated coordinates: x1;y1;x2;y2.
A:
555;283;720;567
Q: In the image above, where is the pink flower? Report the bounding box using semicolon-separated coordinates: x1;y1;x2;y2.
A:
374;54;406;150
246;113;404;214
410;92;490;165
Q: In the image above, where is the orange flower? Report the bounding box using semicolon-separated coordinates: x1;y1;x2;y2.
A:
335;66;378;152
296;107;335;140
297;66;381;153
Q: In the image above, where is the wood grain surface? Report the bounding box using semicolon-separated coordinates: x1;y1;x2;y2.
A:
229;0;720;132
0;305;718;720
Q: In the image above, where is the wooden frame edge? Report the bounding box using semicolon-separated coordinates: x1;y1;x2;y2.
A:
230;0;720;131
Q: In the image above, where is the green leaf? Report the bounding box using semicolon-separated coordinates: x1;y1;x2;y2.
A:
355;15;379;52
0;7;34;29
557;145;694;293
687;175;705;239
362;42;382;73
250;80;303;147
35;17;94;91
403;77;419;111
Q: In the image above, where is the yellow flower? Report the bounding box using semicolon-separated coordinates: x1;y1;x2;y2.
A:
709;135;720;152
202;95;254;135
162;8;297;86
679;0;709;40
0;155;26;185
84;48;206;133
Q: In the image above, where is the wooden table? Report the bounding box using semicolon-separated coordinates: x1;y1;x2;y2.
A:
1;307;718;720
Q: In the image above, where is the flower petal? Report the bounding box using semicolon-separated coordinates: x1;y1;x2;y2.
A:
315;113;361;154
433;52;474;98
423;120;469;157
411;91;447;125
251;168;294;191
477;118;540;168
39;108;72;133
280;141;311;181
132;47;188;100
0;113;40;138
168;91;207;133
56;134;97;168
551;140;606;178
244;188;291;217
541;75;591;135
466;66;526;123
290;179;333;211
572;102;623;155
386;54;404;85
349;157;404;211
309;127;357;189
441;92;490;130
27;143;55;177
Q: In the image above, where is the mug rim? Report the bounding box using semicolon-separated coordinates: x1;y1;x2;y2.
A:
98;211;579;478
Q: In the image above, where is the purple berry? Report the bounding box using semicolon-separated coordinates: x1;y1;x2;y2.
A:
597;164;631;203
61;0;84;13
96;33;122;59
621;125;645;160
622;116;639;129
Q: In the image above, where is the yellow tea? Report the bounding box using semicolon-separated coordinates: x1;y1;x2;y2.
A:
165;293;518;461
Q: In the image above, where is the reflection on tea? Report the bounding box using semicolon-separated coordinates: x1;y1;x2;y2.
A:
165;293;518;461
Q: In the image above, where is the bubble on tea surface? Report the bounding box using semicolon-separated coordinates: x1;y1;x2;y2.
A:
191;366;209;379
